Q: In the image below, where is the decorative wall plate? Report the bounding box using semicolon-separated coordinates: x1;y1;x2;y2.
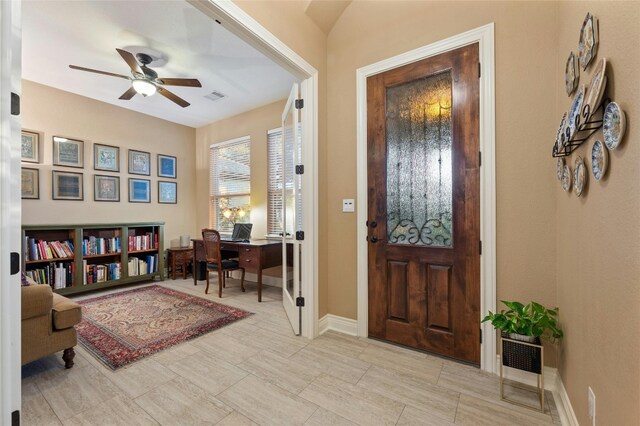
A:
556;157;565;181
555;112;567;153
568;86;585;139
585;58;607;119
565;52;579;96
603;101;626;150
562;164;572;192
591;139;608;181
573;156;586;197
578;13;599;71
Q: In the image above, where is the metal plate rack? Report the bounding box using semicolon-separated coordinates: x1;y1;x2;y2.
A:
552;99;608;158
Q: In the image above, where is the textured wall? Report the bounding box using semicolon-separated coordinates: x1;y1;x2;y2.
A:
21;80;197;248
555;3;640;424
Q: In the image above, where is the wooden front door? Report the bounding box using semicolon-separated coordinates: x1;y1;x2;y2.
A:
367;43;480;364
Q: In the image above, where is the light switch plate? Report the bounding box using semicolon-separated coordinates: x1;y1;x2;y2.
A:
342;199;355;212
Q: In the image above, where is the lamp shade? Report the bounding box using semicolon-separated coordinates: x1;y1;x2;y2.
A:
132;79;157;97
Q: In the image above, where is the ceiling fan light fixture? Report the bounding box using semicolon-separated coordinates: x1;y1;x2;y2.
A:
132;79;157;97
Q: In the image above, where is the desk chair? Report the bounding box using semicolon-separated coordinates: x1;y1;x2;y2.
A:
202;229;246;297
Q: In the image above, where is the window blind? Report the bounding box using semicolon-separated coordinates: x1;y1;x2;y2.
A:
209;137;251;232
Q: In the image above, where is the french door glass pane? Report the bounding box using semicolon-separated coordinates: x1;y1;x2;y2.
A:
386;71;453;247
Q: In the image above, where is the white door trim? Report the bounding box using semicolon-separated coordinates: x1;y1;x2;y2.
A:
0;0;22;421
191;0;319;338
356;23;497;372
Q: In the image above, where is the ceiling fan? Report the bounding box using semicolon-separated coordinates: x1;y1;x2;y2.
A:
69;48;202;108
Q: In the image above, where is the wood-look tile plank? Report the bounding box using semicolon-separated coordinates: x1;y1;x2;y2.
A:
357;365;459;422
191;332;261;365
167;351;248;395
304;408;357;426
134;376;232;425
358;344;442;384
151;342;201;366
237;350;321;394
289;346;370;385
217;375;318;426
22;381;62;426
216;411;258;426
298;374;405;426
105;359;177;398
36;364;122;421
455;393;555;425
396;405;456;426
239;329;309;358
306;333;368;359
63;395;158;426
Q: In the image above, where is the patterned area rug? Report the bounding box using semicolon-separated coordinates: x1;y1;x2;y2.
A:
76;285;252;369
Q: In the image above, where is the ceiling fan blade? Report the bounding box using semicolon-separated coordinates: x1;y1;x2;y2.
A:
157;87;190;108
69;65;129;80
118;86;137;100
157;78;202;88
116;48;143;75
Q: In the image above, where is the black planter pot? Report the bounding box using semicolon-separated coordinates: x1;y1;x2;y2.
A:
501;332;542;374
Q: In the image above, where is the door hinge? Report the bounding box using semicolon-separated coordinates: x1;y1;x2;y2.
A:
295;164;304;175
480;329;482;344
479;151;482;167
296;296;305;307
295;99;304;109
478;62;481;78
12;410;20;426
10;252;20;275
479;240;482;255
11;92;20;116
295;231;304;241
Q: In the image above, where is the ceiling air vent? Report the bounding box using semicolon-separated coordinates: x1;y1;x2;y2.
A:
204;91;226;102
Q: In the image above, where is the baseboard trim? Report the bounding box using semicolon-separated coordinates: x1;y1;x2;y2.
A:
318;314;358;336
553;373;579;426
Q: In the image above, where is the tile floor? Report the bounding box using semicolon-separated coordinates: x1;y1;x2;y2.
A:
22;278;561;425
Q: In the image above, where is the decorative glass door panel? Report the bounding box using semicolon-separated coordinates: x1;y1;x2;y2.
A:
386;72;453;247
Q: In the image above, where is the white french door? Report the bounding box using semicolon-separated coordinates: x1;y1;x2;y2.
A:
0;0;23;422
282;83;302;335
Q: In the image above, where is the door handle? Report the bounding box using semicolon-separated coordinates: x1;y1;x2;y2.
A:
370;236;378;243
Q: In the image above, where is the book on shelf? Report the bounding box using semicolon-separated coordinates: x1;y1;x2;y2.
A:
24;237;75;261
128;253;158;276
82;236;121;256
25;262;74;289
82;260;122;284
128;232;158;252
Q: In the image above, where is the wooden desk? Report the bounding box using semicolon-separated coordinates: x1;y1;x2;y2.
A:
167;247;193;280
192;239;281;302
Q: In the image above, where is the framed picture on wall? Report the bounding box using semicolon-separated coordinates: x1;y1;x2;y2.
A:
94;175;120;202
21;131;39;163
128;150;150;175
94;144;120;172
157;154;177;178
52;170;83;200
129;178;150;203
53;136;84;168
158;181;177;204
21;168;39;199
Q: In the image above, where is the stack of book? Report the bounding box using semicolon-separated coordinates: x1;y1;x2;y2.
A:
128;254;158;276
128;233;158;251
83;261;121;284
24;238;74;261
25;262;74;289
82;236;121;256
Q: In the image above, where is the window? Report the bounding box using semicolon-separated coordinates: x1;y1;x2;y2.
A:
267;127;302;237
209;137;251;233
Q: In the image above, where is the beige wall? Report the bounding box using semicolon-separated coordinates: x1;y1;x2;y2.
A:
194;99;285;241
21;81;197;248
555;3;640;425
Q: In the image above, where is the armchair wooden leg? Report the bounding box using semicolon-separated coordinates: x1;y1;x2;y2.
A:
205;269;210;294
63;348;75;369
218;269;224;298
240;268;246;292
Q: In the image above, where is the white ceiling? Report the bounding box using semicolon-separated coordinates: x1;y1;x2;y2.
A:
22;1;298;128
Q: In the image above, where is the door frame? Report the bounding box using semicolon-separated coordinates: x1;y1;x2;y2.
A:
190;0;319;338
356;24;497;373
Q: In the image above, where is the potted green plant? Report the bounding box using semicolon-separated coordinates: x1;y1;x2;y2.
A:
482;301;563;374
482;300;563;342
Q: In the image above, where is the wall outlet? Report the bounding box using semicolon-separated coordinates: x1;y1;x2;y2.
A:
588;386;596;426
342;199;355;213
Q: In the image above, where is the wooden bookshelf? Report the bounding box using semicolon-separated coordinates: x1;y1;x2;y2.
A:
22;222;164;295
